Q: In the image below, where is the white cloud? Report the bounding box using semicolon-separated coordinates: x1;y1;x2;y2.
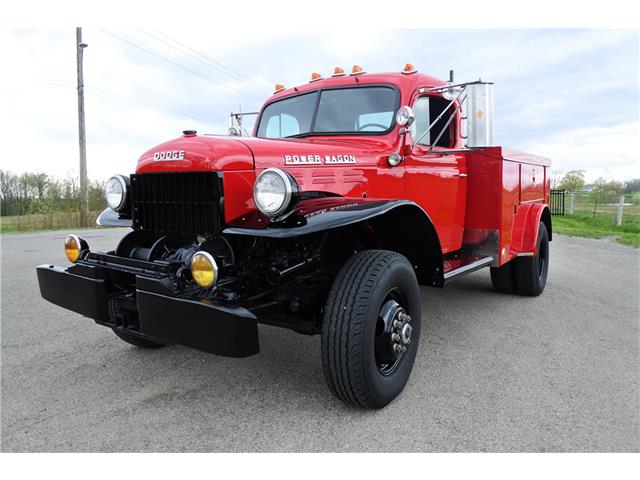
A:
0;28;637;186
520;122;640;182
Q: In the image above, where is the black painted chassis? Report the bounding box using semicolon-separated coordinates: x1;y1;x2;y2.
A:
36;227;361;357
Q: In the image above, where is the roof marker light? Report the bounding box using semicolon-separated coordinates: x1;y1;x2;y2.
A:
402;63;417;74
332;67;346;76
310;72;323;82
350;65;366;75
274;83;285;93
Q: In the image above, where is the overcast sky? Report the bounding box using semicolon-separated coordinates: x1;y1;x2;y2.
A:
1;28;638;183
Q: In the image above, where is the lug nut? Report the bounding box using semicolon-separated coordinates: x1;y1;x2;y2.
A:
393;344;407;354
393;320;403;329
391;333;401;342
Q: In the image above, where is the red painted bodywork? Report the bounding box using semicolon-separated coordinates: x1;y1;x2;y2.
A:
135;70;550;266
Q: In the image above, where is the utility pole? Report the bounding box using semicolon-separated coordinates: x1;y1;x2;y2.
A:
76;27;89;227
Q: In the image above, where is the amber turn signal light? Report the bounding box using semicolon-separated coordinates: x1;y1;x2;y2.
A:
190;251;219;289
274;83;285;93
402;63;417;74
310;72;323;82
350;65;365;75
332;67;345;76
64;234;87;263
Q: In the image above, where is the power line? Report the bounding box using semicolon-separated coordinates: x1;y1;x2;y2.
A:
99;29;264;101
140;29;272;94
152;29;272;93
37;77;212;124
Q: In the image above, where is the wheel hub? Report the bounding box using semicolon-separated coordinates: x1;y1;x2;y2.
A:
391;310;412;354
375;298;412;375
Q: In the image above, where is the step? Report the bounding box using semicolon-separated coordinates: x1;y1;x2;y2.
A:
443;254;494;281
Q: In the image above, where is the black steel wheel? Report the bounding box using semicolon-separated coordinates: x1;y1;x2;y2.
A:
321;250;421;408
112;329;166;349
515;222;550;296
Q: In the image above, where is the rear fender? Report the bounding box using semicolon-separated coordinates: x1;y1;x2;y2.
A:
224;197;445;287
510;203;552;257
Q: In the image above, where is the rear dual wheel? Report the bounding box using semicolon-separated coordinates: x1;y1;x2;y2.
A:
490;221;549;296
321;250;421;409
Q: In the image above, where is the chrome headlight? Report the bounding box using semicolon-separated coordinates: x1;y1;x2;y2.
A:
253;168;298;218
106;175;128;212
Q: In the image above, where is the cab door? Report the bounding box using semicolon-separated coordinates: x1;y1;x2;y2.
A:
404;95;467;253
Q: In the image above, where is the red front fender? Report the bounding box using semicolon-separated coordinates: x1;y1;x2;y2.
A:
510;203;552;256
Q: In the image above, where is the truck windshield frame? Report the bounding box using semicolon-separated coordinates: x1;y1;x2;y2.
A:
255;84;400;139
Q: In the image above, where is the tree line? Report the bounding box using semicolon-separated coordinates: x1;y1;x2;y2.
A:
2;168;639;218
551;170;640;217
0;170;106;217
552;170;639;197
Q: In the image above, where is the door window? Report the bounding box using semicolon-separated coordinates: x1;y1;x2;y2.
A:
411;95;456;147
411;97;430;145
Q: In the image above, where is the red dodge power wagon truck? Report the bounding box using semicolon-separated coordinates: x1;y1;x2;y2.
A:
37;64;552;408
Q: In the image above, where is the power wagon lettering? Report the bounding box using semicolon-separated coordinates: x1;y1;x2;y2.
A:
284;154;357;165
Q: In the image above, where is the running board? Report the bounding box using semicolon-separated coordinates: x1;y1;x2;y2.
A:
443;255;494;282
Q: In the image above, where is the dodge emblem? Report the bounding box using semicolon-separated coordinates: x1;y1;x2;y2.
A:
153;150;185;161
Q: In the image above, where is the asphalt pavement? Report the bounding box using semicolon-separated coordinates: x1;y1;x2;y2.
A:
1;228;638;452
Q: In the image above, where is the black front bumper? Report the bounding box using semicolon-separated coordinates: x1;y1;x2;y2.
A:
36;259;259;357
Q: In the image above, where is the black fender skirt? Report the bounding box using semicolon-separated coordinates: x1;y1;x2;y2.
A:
224;197;421;238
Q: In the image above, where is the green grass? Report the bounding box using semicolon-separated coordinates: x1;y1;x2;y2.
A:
553;212;640;247
3;196;639;249
0;211;103;234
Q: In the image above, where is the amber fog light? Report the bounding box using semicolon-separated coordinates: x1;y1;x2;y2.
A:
190;251;219;289
64;234;88;263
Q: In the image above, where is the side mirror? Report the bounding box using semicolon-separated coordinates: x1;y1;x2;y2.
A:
395;105;415;127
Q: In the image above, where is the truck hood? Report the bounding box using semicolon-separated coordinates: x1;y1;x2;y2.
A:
136;135;254;173
136;135;394;174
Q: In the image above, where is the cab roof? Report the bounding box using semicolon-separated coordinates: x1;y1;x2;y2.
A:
265;70;450;105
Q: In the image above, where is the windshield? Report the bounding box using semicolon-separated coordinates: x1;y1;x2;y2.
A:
256;86;398;138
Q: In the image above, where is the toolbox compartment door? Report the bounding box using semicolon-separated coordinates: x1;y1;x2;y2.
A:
520;163;546;204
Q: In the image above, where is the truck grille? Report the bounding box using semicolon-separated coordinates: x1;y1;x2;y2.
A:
130;171;223;236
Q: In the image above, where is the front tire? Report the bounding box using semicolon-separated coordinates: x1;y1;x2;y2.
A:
321;250;422;408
